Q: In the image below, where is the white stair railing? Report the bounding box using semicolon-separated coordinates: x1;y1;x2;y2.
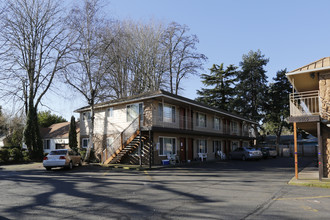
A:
102;115;140;163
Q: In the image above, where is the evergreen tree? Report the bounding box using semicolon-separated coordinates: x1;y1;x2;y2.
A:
38;111;67;128
196;63;238;111
0;106;5;135
234;50;269;144
264;69;292;152
69;116;78;153
24;105;43;161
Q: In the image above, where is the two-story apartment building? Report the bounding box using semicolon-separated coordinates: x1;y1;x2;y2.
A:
75;90;257;165
287;57;330;179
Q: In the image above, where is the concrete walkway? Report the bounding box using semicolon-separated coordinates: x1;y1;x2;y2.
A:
289;163;330;188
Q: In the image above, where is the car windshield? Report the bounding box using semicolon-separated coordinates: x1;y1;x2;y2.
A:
49;150;67;155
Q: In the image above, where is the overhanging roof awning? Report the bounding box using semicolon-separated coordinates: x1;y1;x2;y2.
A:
286;57;330;92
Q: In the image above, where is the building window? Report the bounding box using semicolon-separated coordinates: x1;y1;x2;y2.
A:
213;117;221;130
107;107;114;118
106;137;114;147
196;113;207;127
159;137;176;156
231;121;238;134
127;103;143;122
158;103;175;123
82;138;90;148
55;144;65;149
232;141;239;151
197;139;207;153
243;141;249;147
43;140;50;150
213;140;221;153
83;112;91;121
243;124;248;135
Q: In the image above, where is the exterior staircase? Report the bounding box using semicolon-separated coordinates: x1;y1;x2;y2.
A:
102;115;148;165
108;134;148;164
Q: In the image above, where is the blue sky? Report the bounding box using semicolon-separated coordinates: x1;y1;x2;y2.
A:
109;0;330;98
27;0;330;120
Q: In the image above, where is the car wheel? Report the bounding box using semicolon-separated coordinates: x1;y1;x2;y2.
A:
46;167;51;171
242;155;246;161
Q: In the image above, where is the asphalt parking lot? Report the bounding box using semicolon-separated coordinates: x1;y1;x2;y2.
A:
1;157;330;220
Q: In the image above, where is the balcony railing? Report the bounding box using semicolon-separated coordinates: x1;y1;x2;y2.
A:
151;114;254;137
289;90;320;117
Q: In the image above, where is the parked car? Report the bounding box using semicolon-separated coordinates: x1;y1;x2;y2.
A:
260;147;277;158
43;149;82;171
228;147;263;161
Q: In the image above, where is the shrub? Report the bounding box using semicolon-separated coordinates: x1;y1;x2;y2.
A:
79;148;86;160
79;148;99;163
11;147;23;162
23;150;31;162
0;148;10;163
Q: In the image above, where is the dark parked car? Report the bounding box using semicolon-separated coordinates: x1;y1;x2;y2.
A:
260;147;277;158
228;147;263;161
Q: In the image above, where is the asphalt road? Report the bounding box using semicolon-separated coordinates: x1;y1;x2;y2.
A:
1;157;330;220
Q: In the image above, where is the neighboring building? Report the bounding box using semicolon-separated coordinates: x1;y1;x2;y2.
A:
260;135;318;157
287;57;330;178
40;122;80;154
75;90;257;165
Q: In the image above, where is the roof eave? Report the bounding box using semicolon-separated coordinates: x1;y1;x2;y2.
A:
75;92;257;124
286;65;330;77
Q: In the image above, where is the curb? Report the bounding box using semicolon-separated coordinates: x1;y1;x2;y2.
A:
288;178;330;188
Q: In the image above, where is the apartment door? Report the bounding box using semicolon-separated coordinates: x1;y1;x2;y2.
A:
187;138;193;160
179;108;186;129
180;138;186;162
186;110;193;130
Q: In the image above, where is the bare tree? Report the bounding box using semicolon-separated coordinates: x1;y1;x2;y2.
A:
0;0;72;160
163;22;207;95
63;0;113;161
102;20;168;99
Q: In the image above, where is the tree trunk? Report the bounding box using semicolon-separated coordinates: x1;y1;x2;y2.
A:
85;96;95;162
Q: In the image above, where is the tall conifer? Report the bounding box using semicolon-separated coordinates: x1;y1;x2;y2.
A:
69;116;78;153
196;63;238;111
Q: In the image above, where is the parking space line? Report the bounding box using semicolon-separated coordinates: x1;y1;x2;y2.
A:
144;170;153;181
301;206;318;212
103;170;110;176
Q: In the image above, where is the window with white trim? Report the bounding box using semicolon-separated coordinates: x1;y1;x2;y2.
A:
197;139;207;153
127;103;143;122
158;103;175;123
243;124;248;135
213;117;221;130
107;107;114;118
159;137;176;156
82;138;90;148
231;121;238;133
83;112;91;121
43;140;50;150
106;137;114;147
196;112;207;127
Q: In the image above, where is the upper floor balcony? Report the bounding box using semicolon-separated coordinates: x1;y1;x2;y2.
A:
289;90;320;117
150;114;255;138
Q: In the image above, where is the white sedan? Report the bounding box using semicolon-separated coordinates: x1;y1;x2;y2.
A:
43;149;82;171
